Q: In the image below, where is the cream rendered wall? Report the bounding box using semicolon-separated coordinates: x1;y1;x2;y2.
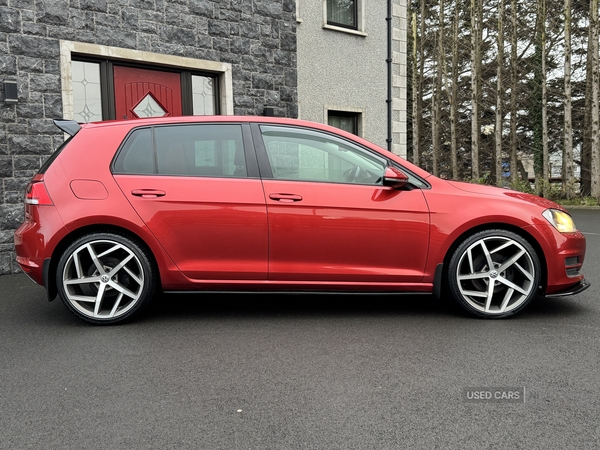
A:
296;0;407;157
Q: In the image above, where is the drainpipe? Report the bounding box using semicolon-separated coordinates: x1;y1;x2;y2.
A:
386;0;393;152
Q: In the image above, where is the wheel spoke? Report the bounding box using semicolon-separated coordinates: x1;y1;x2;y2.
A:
459;289;489;298
513;261;534;281
485;278;495;312
497;276;529;295
122;265;143;285
97;244;123;259
496;249;526;274
480;241;495;273
458;272;489;281
86;244;106;274
109;293;125;318
499;288;515;312
467;247;475;273
94;283;107;317
68;294;97;303
108;280;140;300
489;241;513;255
106;254;134;278
64;275;102;285
73;250;84;279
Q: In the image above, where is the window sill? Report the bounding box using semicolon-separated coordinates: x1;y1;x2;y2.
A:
322;23;367;37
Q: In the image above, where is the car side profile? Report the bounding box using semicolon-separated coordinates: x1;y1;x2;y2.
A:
14;116;589;324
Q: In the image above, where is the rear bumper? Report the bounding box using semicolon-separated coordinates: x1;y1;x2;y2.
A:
544;278;591;298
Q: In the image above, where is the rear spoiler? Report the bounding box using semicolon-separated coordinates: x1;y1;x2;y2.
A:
53;119;81;136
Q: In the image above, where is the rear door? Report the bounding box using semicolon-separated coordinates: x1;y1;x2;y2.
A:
113;123;268;281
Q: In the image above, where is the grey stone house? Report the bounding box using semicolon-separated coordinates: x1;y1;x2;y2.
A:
0;0;298;274
0;0;408;276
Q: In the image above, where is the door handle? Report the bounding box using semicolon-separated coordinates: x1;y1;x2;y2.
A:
269;193;303;203
131;189;166;198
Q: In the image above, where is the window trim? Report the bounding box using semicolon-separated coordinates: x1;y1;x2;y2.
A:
60;40;233;121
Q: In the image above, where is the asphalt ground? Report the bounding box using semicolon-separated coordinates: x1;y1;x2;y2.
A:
0;209;599;449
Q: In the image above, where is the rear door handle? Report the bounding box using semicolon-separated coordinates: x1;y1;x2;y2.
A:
269;193;303;203
131;189;166;198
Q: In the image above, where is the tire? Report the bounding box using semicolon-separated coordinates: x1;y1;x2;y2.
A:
447;229;541;319
56;232;156;324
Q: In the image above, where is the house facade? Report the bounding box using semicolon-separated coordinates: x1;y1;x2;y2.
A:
0;0;407;275
296;0;407;156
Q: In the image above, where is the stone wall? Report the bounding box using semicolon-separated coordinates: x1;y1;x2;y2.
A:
0;0;298;274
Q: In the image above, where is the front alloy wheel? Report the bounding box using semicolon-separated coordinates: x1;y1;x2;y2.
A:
448;230;541;318
56;233;156;324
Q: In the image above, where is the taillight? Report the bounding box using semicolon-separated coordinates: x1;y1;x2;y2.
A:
25;174;53;205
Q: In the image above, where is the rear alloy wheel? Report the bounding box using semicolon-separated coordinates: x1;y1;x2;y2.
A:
56;233;156;324
448;230;541;318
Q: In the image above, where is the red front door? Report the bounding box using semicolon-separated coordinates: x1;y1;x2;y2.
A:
113;66;183;120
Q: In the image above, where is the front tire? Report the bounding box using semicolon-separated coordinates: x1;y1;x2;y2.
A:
56;233;156;324
447;229;541;318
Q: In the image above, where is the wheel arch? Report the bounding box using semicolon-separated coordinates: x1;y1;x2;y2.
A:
46;224;163;302
440;223;548;293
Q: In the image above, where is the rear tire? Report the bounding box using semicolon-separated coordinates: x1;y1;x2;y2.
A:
447;229;541;319
56;233;156;324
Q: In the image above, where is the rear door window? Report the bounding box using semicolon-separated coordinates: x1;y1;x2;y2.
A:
113;124;248;178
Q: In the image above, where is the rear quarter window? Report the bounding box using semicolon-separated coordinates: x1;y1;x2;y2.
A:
112;128;155;174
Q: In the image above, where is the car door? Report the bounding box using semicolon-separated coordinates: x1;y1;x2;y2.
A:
253;124;431;284
113;122;268;281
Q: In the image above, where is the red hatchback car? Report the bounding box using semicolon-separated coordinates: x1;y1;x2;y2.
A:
14;116;588;324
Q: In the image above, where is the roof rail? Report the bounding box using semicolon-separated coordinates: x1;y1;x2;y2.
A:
53;119;82;136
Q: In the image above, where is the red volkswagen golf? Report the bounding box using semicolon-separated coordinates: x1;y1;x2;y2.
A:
14;116;588;324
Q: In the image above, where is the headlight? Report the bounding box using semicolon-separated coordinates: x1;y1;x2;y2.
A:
542;209;577;233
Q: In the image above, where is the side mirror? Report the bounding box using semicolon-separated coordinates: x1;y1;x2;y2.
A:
382;166;409;189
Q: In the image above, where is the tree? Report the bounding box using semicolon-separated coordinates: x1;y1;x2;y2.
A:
563;0;574;199
591;0;600;199
495;0;505;186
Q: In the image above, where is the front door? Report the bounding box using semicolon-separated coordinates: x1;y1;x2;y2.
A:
113;66;183;120
256;125;431;284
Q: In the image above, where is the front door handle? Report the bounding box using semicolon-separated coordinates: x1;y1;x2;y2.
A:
269;193;303;203
131;189;166;198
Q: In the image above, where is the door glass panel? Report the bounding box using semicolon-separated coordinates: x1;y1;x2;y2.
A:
260;126;386;185
155;124;246;177
72;61;103;123
192;75;216;115
132;93;168;118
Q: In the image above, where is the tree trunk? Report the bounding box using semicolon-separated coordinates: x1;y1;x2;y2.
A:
495;0;505;187
581;23;593;196
563;0;574;199
451;3;459;180
432;0;445;177
591;0;600;199
541;0;549;197
509;0;519;185
471;0;481;180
